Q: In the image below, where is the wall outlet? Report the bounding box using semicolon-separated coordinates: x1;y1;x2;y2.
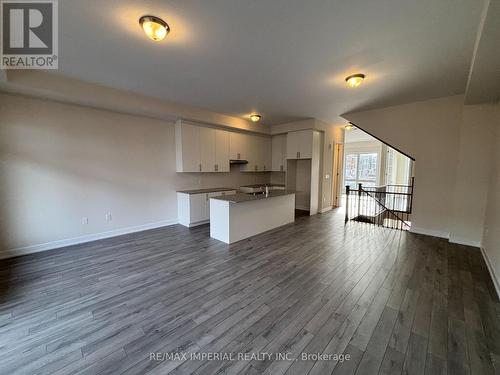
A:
82;217;89;225
105;212;112;221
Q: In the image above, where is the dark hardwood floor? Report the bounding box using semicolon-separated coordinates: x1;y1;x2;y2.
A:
0;209;499;374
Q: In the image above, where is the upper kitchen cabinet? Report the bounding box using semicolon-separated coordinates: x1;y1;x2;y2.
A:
272;134;287;172
261;136;272;171
215;129;230;172
286;130;313;159
229;132;247;161
241;135;272;172
175;121;201;172
199;126;216;172
175;120;229;172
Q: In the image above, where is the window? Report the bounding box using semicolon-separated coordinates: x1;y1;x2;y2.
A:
344;152;378;191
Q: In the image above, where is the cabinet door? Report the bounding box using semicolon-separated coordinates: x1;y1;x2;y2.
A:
199;127;216;172
299;130;313;159
271;135;283;172
177;123;201;172
189;193;208;223
243;134;259;172
286;131;300;159
287;130;312;159
262;137;272;171
215;129;230;172
229;132;246;160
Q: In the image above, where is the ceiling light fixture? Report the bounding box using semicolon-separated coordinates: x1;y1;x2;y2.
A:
345;73;365;88
250;114;261;122
139;15;170;41
345;124;354;131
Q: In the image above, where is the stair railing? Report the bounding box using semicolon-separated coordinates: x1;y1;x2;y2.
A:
345;181;413;230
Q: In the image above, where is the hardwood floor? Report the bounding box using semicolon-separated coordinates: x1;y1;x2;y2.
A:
0;209;498;374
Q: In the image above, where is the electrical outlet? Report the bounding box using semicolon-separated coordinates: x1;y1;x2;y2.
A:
106;212;112;221
82;217;89;225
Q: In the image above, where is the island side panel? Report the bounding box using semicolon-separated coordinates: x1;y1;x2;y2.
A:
177;192;190;227
210;199;231;243
228;194;295;243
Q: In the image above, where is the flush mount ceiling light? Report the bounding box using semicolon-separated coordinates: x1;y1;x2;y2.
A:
250;114;261;122
345;124;354;130
139;15;170;41
345;73;366;88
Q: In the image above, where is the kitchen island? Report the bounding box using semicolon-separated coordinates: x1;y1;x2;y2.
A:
209;191;295;244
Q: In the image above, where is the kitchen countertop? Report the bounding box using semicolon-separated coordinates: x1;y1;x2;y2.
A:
177;187;236;195
239;183;285;188
210;191;295;203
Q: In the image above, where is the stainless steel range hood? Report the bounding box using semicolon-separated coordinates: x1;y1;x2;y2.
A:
229;159;248;164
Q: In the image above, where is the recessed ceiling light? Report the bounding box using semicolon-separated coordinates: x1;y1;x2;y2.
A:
139;15;170;41
345;73;365;88
250;114;261;122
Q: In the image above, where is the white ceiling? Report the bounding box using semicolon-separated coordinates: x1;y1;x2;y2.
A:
56;0;485;125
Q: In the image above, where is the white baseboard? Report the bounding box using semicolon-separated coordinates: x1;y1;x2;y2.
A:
409;226;450;239
449;235;481;248
179;219;209;228
320;206;333;213
0;219;178;260
480;247;500;300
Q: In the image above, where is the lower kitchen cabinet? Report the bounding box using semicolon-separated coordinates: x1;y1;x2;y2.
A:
177;189;237;227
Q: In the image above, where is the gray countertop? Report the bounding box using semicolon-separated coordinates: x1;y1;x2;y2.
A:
177;187;236;195
210;191;295;203
239;183;285;188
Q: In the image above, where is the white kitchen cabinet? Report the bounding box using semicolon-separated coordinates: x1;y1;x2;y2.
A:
177;189;237;227
241;135;271;172
176;120;271;173
215;129;230;172
241;135;258;172
261;137;272;171
176;121;230;172
175;122;201;172
272;134;287;172
229;132;247;161
199;127;216;172
286;130;313;159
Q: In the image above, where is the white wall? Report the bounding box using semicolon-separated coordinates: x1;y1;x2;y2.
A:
449;103;497;246
344;95;464;238
481;103;500;295
0;93;270;257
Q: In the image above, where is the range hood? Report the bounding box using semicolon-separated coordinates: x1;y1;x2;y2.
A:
229;159;248;164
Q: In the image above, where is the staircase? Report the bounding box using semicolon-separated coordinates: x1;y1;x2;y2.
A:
344;179;413;230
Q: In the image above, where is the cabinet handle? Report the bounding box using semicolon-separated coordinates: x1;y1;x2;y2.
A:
206;194;209;201
199;163;202;172
263;165;266;171
296;151;299;159
214;164;217;171
237;153;240;160
255;165;258;171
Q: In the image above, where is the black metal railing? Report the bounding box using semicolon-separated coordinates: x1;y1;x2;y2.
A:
345;178;413;230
